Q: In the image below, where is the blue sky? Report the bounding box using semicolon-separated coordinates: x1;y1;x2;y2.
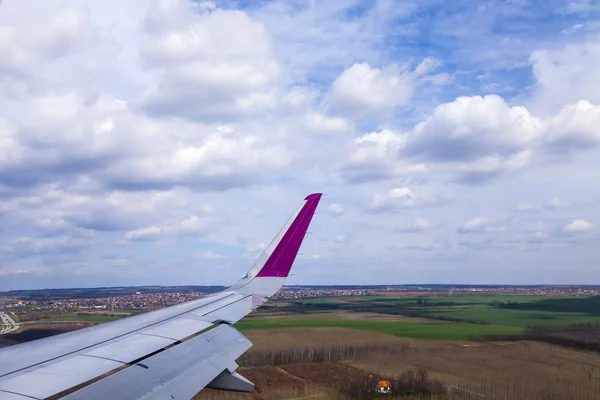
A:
0;0;599;290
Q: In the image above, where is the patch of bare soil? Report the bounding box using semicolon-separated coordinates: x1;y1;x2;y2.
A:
243;327;412;350
281;363;372;388
194;366;327;400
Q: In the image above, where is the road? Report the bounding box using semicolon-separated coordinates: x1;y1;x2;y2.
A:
0;312;19;334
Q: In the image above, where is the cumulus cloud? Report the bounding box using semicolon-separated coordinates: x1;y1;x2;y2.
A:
545;100;600;151
0;0;599;287
340;95;600;185
124;215;216;241
561;23;584;35
330;63;414;118
407;95;543;162
3;235;93;259
303;112;353;135
0;6;110;96
457;218;505;234
138;2;281;121
1;92;290;192
328;203;346;216
329;58;449;120
369;188;447;212
245;242;267;254
547;198;570;209
340;129;421;183
396;218;437;233
194;251;220;260
563;219;595;233
515;198;570;213
334;235;347;243
102;125;291;191
530;41;600;114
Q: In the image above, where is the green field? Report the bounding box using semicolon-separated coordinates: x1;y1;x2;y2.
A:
282;294;600;328
234;318;524;340
31;293;600;341
421;308;600;327
58;315;123;323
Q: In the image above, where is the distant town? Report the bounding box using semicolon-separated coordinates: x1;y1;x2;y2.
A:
1;285;599;312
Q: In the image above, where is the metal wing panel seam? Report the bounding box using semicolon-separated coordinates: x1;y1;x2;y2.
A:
0;292;239;380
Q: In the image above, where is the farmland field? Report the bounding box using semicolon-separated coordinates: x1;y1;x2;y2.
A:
5;293;600;398
235;315;524;340
194;327;600;399
268;294;600;329
7;294;600;345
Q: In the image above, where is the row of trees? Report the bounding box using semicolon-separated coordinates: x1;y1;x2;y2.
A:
238;343;412;367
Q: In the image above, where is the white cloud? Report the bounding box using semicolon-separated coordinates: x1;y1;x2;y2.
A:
124;226;164;241
340;129;416;183
330;63;414;118
560;0;594;15
545;100;600;150
138;2;282;121
245;242;266;253
341;95;600;185
396;218;437;233
124;215;215;241
329;59;450;120
547;198;570;209
334;235;347;243
102;125;291;190
369;188;447;212
1;0;599;288
530;41;600;114
561;23;584;35
3;235;92;258
328;203;346;217
0;6;109;96
563;219;595;233
515;204;541;213
304;254;321;260
457;218;505;234
194;251;220;260
0;91;291;191
408;95;543;162
515;198;570;213
303;112;353;134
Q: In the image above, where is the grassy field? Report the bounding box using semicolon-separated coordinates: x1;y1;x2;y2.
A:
421;307;600;327
10;294;600;343
282;294;600;328
235;318;523;340
57;314;124;323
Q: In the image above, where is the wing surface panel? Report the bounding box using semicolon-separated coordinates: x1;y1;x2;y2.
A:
0;356;123;399
0;392;32;399
83;334;175;363
200;295;254;324
61;325;252;400
0;291;235;378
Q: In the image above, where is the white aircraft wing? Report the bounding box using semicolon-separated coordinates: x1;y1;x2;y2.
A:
0;193;322;400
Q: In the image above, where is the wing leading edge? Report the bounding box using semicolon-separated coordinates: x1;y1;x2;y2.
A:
0;193;322;400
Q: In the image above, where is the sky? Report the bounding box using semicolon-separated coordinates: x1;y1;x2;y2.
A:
0;0;599;290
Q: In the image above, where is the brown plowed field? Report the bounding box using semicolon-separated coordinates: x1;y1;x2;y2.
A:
242;327;413;348
280;363;372;388
194;365;331;400
194;327;600;400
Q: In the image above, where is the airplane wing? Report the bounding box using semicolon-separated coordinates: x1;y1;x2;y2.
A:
0;193;322;400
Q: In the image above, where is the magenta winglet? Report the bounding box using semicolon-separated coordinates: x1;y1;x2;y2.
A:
255;193;322;278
